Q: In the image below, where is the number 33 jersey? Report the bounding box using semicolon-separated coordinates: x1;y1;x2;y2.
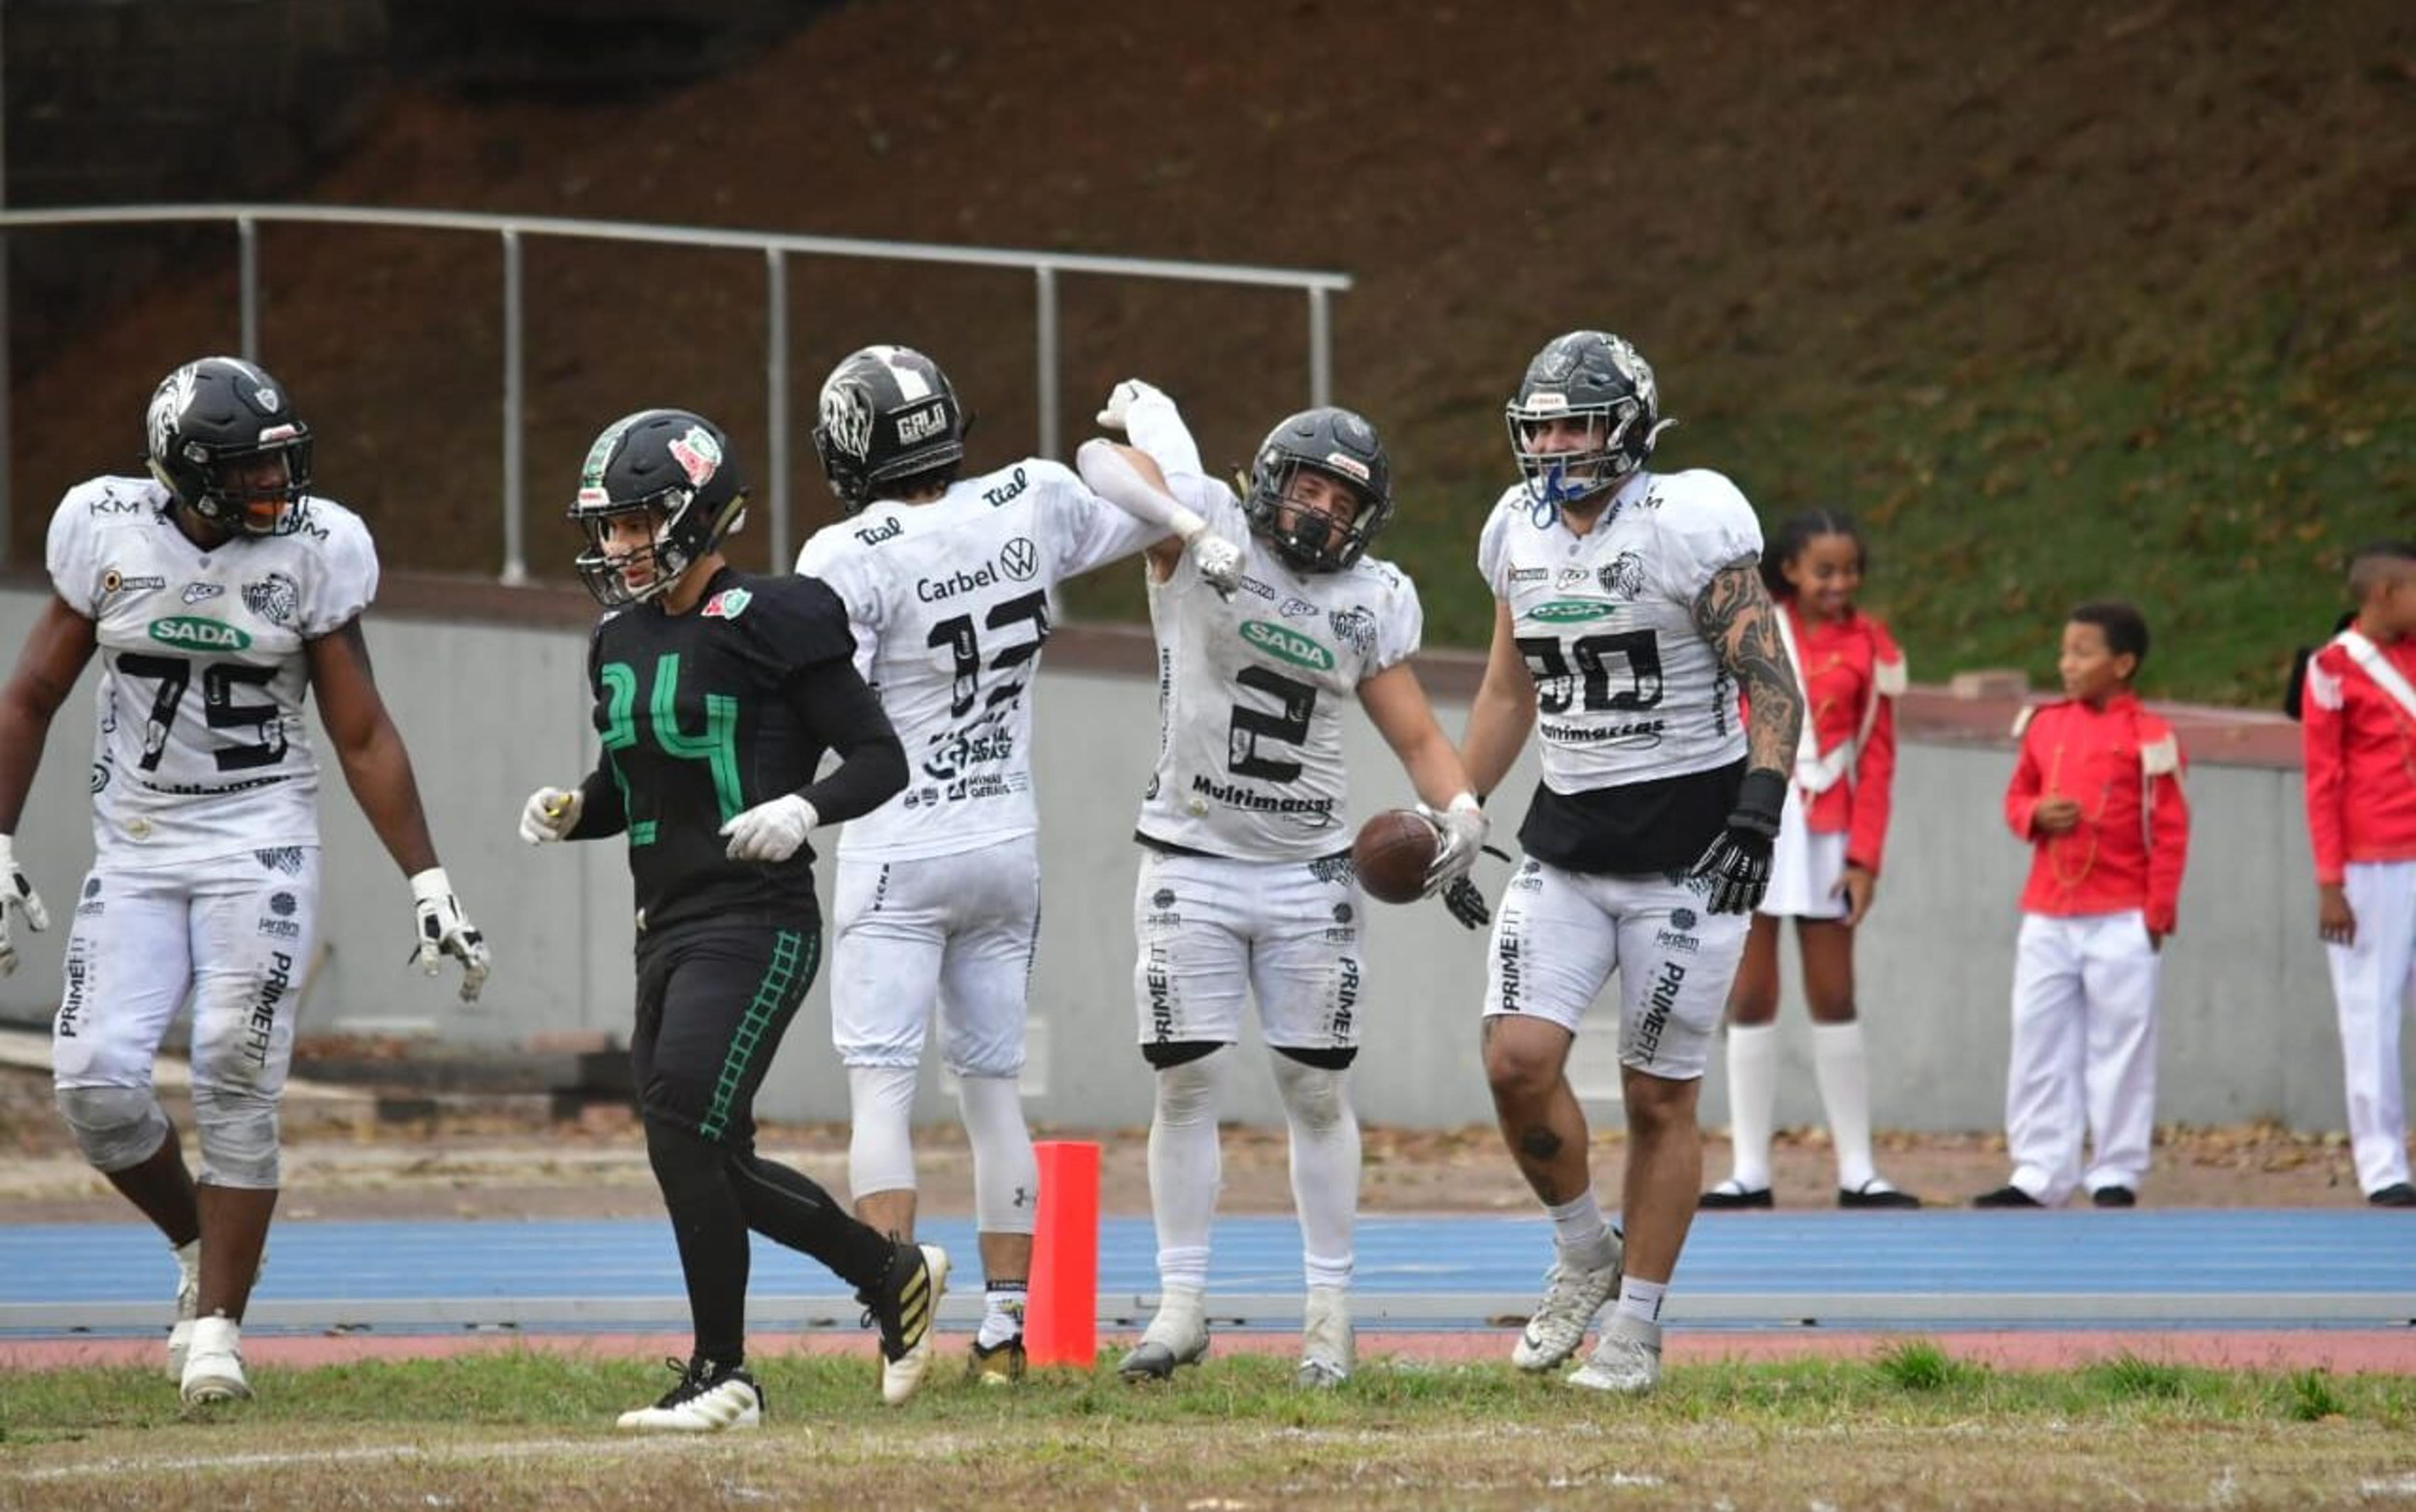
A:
1138;479;1423;862
47;476;378;866
1477;468;1763;795
797;458;1160;862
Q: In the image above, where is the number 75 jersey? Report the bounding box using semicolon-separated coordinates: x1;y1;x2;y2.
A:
1138;481;1423;861
1478;468;1763;793
47;476;378;865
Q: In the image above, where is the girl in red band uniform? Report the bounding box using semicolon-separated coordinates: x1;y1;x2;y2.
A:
1703;511;1918;1210
1976;601;2190;1209
2301;540;2416;1207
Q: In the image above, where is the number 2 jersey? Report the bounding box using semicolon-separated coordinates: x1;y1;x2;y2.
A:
46;475;378;867
796;459;1160;863
1477;468;1764;874
1124;399;1423;862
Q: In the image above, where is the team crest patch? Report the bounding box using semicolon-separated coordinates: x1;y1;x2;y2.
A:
255;848;306;876
1599;552;1647;598
668;425;722;488
1328;607;1376;655
702;587;752;620
819;380;875;460
243;571;301;626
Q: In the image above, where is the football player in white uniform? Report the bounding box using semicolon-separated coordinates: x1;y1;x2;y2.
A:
797;345;1172;1387
0;357;489;1406
1078;381;1487;1388
1458;332;1803;1394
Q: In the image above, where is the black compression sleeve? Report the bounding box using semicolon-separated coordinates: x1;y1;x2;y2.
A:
785;657;907;825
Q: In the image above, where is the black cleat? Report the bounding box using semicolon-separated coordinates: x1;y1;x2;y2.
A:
858;1241;950;1405
2090;1185;2137;1208
2368;1182;2416;1208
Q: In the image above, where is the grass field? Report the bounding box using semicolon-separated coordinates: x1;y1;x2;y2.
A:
6;1345;2414;1511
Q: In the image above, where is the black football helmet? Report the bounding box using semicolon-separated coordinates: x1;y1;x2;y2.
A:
811;344;968;513
1504;330;1673;513
569;408;748;607
1241;406;1394;573
143;356;315;537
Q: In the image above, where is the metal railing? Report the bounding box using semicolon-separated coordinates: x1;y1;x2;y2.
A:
0;204;1351;578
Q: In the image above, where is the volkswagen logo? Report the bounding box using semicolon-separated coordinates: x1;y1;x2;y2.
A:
1000;536;1040;581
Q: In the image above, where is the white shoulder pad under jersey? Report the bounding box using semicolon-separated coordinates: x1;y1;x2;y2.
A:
47;477;379;865
797;457;1160;861
1135;476;1423;861
1477;468;1760;794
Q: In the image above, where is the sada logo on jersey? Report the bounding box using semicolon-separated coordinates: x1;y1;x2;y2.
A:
147;616;252;651
1239;620;1334;671
1530;598;1613;624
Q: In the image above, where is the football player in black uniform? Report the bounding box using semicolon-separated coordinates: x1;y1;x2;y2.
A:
519;408;942;1431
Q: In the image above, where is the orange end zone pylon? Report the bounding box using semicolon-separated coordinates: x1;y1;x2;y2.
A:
1025;1139;1101;1367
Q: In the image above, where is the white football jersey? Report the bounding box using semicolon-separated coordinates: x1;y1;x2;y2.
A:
797;458;1160;861
1477;468;1762;793
1136;478;1423;861
45;476;378;866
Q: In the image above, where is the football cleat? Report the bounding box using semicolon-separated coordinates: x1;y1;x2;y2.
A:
615;1356;762;1433
1510;1237;1623;1372
1117;1291;1210;1382
179;1315;250;1405
1567;1311;1662;1394
1295;1285;1354;1389
859;1241;949;1406
966;1334;1026;1387
166;1241;268;1379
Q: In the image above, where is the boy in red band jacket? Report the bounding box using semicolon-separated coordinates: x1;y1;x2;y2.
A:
2301;540;2416;1207
1975;602;2190;1209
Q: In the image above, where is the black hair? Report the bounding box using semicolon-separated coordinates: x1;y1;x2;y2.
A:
1759;508;1866;600
2069;600;2150;670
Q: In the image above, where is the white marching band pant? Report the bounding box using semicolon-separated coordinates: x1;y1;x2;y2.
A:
2326;860;2416;1195
2003;909;2161;1204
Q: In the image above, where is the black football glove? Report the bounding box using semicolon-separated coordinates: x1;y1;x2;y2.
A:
1436;843;1512;931
1688;767;1789;916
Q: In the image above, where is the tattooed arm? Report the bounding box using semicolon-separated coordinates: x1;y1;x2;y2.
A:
1686;557;1802;914
1691;557;1803;777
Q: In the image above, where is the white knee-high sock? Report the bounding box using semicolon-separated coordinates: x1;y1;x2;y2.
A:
1812;1020;1877;1191
1723;1023;1780;1190
1271;1056;1359;1291
1148;1053;1224;1294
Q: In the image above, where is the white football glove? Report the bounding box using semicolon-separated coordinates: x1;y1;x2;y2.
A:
518;786;582;845
720;793;818;863
1418;793;1488;895
408;866;490;1005
0;833;51;977
1095;378;1170;433
1188;531;1244;600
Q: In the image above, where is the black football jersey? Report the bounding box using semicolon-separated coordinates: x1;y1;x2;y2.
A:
573;568;899;932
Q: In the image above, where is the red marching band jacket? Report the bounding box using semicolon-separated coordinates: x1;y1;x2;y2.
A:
2003;692;2191;933
1770;602;1904;875
2300;630;2416;887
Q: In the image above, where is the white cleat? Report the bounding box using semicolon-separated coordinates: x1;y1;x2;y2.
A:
1117;1290;1210;1382
859;1242;949;1407
165;1238;201;1381
1567;1311;1662;1394
1510;1236;1623;1372
179;1316;251;1405
167;1241;267;1380
1295;1285;1355;1389
615;1357;763;1433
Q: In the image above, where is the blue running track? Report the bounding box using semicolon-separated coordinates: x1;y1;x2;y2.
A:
5;1211;2411;1334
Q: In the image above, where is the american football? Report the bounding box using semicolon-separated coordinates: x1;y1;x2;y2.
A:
1351;807;1438;905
